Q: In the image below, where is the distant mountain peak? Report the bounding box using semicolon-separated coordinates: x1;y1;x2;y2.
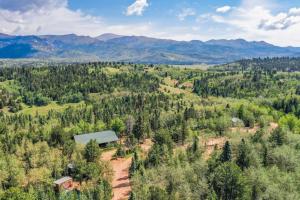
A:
0;33;12;38
0;33;299;64
96;33;125;41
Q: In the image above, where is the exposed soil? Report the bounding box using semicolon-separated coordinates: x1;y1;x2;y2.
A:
102;150;132;200
201;137;227;160
269;122;278;132
140;139;153;153
230;126;259;135
101;139;153;200
180;82;193;88
201;123;279;160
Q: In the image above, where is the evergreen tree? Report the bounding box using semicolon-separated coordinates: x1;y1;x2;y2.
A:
49;126;64;147
84;140;101;162
211;162;246;200
236;139;251;170
251;129;264;143
262;143;269;167
220;141;232;163
133;114;145;142
269;127;286;146
115;144;126;158
129;192;137;200
181;119;189;145
130;150;140;177
148;186;168;200
187;136;201;161
125;115;135;136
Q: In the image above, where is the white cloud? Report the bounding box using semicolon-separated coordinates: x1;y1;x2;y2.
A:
207;2;300;46
177;8;196;21
216;6;231;13
0;0;154;37
259;7;300;30
126;0;149;16
0;4;103;36
0;0;67;12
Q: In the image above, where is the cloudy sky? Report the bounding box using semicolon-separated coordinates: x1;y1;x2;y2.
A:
0;0;300;46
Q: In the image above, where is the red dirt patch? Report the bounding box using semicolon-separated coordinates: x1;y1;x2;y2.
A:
201;137;227;160
140;139;153;153
102;150;132;200
180;82;193;88
269;122;278;132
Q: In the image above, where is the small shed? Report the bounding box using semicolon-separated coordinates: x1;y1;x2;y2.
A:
74;130;119;146
231;117;244;127
54;176;73;192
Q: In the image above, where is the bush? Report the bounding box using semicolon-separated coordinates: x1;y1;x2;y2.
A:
268;145;299;172
59;92;83;104
115;145;126;158
34;94;50;106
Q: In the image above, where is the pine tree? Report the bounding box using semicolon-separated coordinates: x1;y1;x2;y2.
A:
236;139;251;170
269;127;286;146
129;192;137;200
133;114;145;142
129;150;140;177
84;140;100;162
187;136;201;161
262;143;269;167
220;141;232;163
181;119;189;145
211;162;245;200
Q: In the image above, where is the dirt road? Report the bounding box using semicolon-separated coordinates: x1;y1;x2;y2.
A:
102;150;132;200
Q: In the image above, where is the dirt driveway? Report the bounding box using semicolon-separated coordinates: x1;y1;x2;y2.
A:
102;150;132;200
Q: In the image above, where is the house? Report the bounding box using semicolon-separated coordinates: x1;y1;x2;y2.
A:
231;117;244;127
74;130;119;147
54;176;73;192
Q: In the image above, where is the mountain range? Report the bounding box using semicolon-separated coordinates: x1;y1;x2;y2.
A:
0;33;300;64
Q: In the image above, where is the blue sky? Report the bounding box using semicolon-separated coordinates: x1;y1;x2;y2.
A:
0;0;300;46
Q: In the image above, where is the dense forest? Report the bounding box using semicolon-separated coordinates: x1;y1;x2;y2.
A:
0;58;299;200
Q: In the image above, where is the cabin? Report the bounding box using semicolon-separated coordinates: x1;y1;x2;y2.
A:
54;176;80;193
54;176;73;192
74;130;119;147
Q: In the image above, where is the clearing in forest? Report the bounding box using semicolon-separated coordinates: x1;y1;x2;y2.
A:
202;123;279;160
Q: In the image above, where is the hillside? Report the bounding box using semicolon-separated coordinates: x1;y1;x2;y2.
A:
0;59;299;199
0;33;300;64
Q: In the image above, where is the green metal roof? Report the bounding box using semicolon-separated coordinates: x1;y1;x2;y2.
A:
74;130;118;145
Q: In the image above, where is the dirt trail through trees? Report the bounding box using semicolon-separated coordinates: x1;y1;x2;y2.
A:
101;139;153;200
102;150;132;200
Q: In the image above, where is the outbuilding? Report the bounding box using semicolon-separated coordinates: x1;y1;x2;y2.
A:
74;130;119;147
231;117;244;127
54;176;73;192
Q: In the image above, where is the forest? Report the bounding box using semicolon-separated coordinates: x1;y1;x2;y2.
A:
0;58;299;200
